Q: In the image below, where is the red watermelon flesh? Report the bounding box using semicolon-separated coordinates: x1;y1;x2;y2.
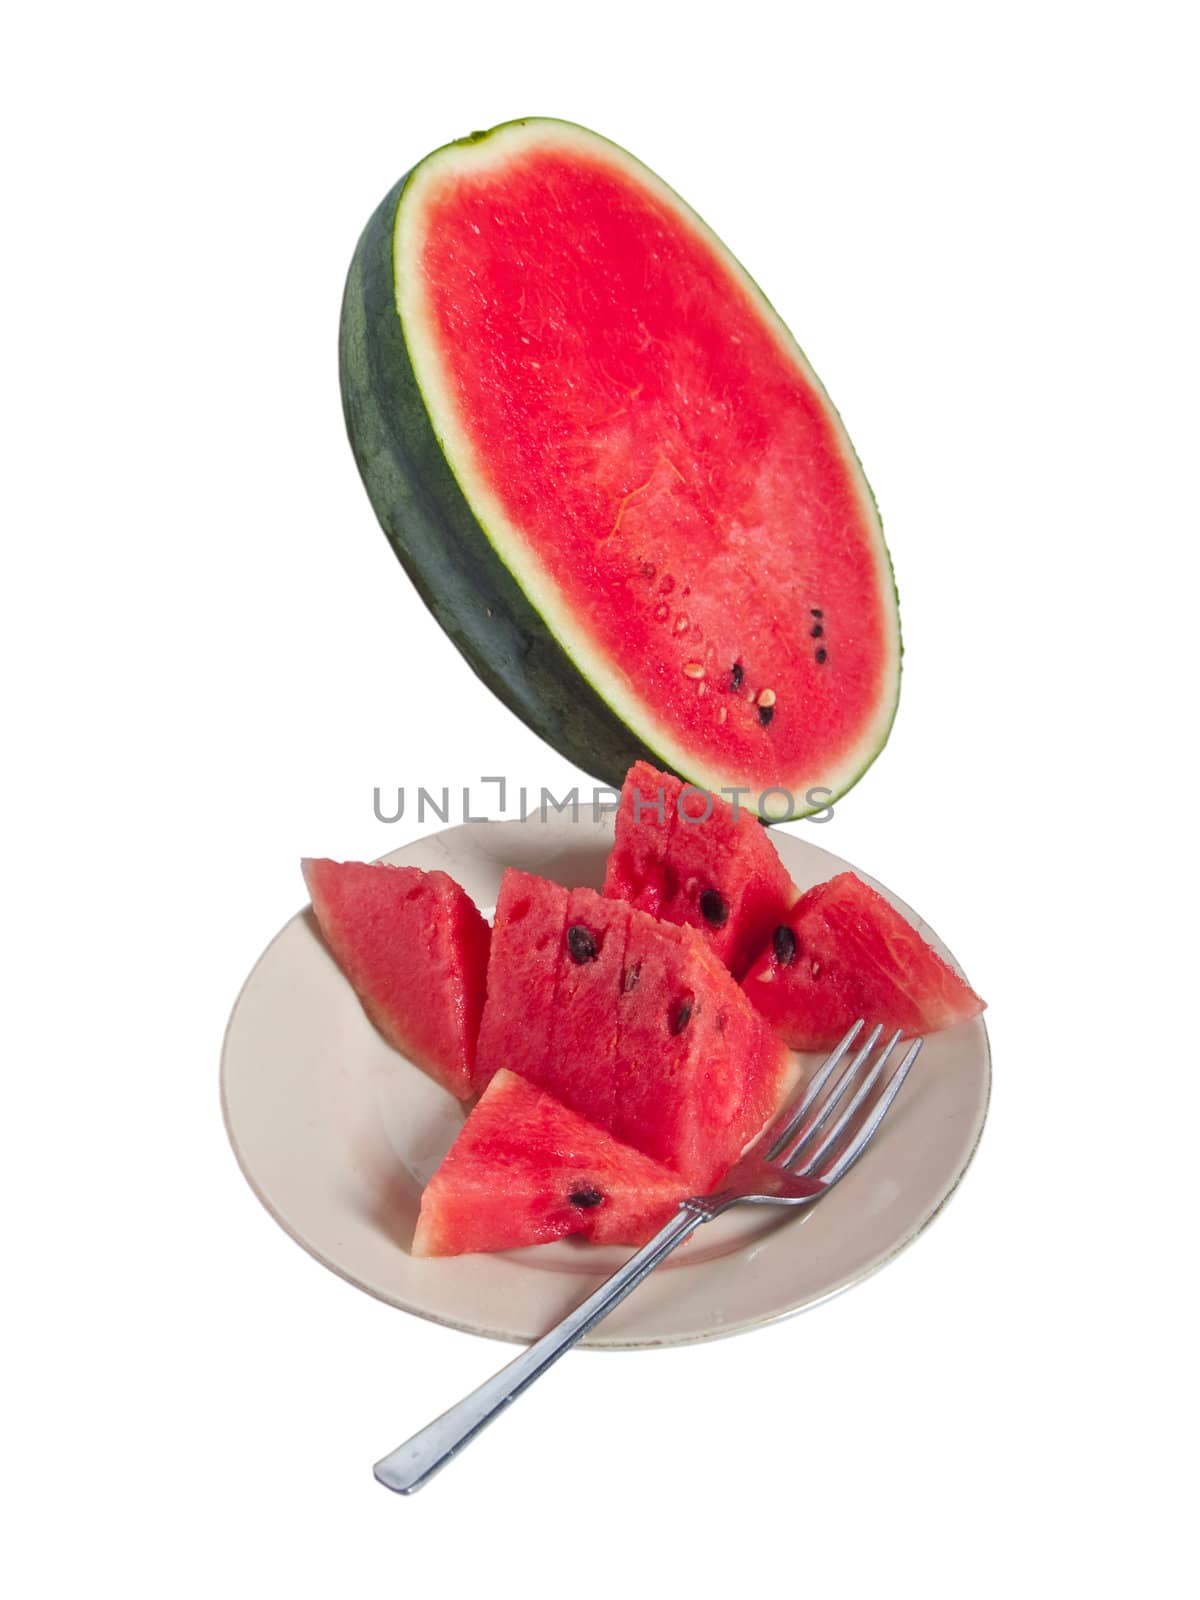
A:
302;859;490;1100
601;760;675;917
413;1070;690;1256
473;867;568;1093
743;872;986;1050
615;910;789;1190
547;889;632;1133
483;876;788;1192
603;760;796;978
396;120;901;811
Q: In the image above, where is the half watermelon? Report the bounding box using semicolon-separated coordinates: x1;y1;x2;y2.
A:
340;118;901;817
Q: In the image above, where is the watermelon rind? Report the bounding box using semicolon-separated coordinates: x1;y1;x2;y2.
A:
339;117;901;819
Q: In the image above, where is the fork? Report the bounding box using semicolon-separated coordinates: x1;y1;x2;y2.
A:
374;1018;921;1494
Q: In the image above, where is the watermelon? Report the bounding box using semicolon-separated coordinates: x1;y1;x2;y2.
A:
472;867;567;1093
302;859;490;1099
743;871;986;1049
413;1070;690;1256
475;876;788;1191
548;888;631;1132
603;759;796;978
340;118;901;818
612;902;787;1186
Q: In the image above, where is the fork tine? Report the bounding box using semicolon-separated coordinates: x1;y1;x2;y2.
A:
764;1019;865;1162
817;1036;922;1186
777;1022;884;1167
794;1029;903;1176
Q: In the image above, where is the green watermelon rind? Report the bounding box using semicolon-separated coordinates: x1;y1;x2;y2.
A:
338;117;901;821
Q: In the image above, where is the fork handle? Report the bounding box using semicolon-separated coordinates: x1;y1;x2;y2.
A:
374;1205;706;1494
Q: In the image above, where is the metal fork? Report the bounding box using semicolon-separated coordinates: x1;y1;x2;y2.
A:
374;1019;921;1494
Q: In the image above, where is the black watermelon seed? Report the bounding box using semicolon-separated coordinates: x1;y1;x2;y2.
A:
670;995;694;1034
730;661;744;690
811;608;823;618
699;888;729;926
815;647;827;665
622;962;642;993
569;1188;604;1208
567;925;598;963
810;623;824;638
758;703;775;727
773;925;798;966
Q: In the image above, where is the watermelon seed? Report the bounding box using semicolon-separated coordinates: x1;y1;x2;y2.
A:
730;661;744;690
622;962;642;992
755;968;775;983
811;624;824;638
674;614;690;634
811;962;822;978
758;703;776;727
717;706;728;724
811;608;823;618
683;662;705;679
815;648;828;665
772;925;797;966
567;925;598;964
569;1188;605;1208
757;688;776;708
699;888;729;926
670;996;695;1034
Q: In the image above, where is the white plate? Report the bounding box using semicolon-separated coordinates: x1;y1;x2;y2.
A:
221;816;990;1348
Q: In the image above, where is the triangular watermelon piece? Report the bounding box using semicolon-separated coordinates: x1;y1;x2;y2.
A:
603;760;796;978
743;871;986;1050
302;859;490;1099
615;906;788;1190
473;867;569;1094
413;1070;691;1256
475;875;789;1193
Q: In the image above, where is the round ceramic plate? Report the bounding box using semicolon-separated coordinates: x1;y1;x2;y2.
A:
221;816;990;1348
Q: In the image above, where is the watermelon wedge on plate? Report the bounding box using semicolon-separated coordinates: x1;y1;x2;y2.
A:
302;859;490;1099
340;118;901;817
743;871;986;1050
603;759;796;978
473;873;789;1192
413;1070;690;1256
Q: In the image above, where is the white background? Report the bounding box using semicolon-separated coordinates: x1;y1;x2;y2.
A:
4;2;1196;1595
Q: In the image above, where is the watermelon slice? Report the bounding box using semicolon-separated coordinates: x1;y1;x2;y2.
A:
413;1070;691;1256
472;867;568;1093
340;118;901;817
476;875;788;1191
302;859;490;1099
613;904;787;1188
743;872;986;1050
603;759;796;978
